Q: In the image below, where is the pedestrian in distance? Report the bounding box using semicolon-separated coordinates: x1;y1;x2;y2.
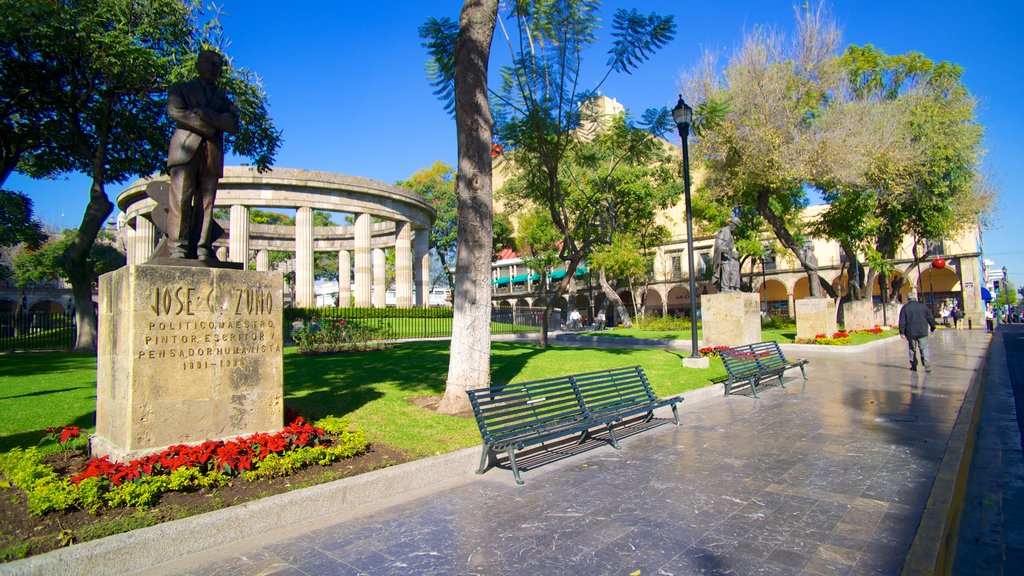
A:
899;292;936;373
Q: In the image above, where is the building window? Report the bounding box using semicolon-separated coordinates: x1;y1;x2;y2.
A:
763;251;777;271
925;239;944;257
671;255;682;280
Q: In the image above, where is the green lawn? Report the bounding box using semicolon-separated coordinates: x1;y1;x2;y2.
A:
0;342;726;458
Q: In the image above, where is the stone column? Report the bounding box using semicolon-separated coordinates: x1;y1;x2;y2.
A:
125;224;136;266
788;293;796;319
133;216;156;265
229;204;250;266
414;228;430;307
215;246;228;261
294;206;314;308
395;222;413;308
256;249;270;272
354;213;372;307
372;248;387;307
338;250;351;307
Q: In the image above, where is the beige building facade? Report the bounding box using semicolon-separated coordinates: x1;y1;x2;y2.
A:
490;98;986;328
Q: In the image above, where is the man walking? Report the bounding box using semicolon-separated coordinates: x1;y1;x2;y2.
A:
899;292;937;372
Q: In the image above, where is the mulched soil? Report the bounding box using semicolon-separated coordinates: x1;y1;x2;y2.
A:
0;443;408;562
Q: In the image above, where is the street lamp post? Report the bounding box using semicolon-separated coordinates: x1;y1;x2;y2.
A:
673;96;703;362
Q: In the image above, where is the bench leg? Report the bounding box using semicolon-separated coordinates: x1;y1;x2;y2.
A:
476;444;496;475
777;372;786;388
749;377;759;398
606;423;622;450
799;364;807;380
671;404;680;426
507;449;525;485
577;429;591;445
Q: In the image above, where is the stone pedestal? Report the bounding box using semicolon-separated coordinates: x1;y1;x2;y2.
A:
94;264;284;462
874;303;899;329
842;300;875;331
701;292;763;348
796;297;837;340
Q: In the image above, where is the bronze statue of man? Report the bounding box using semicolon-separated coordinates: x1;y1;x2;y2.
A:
712;217;741;292
166;50;239;260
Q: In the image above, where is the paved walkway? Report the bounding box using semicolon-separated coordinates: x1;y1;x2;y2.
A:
133;329;989;576
954;325;1024;574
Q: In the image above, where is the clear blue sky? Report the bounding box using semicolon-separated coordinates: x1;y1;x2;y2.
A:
10;1;1023;286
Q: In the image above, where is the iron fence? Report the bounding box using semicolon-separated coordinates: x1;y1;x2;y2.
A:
0;311;77;352
284;306;552;341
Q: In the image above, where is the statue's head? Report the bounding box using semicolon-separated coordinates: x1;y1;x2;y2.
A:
196;50;225;83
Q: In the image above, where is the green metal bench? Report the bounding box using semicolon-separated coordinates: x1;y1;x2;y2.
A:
466;366;683;484
720;341;808;398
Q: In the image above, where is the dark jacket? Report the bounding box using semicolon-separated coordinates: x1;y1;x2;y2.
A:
899;301;936;339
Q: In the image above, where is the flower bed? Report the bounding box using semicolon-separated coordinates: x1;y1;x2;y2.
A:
698;345;732;357
795;326;886;345
0;417;369;516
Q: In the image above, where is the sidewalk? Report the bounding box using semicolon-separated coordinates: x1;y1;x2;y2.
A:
953;325;1024;573
5;329;992;575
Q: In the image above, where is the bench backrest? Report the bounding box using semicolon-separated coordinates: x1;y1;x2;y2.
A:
720;341;786;375
573;366;657;414
466;375;587;443
465;366;657;442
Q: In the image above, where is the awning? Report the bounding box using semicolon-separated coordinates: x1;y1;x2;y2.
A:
981;287;992;301
548;267;589;281
492;276;511;286
511;273;539;283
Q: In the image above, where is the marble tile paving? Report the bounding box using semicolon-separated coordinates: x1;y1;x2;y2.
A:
152;330;990;576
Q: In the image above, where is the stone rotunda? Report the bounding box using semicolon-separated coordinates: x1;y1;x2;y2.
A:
117;167;436;308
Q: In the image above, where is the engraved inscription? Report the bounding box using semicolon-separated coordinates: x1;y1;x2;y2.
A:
139;282;281;370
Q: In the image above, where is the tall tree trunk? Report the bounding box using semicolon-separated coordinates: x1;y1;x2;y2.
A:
64;176;113;351
598;269;632;328
438;0;498;415
756;189;836;298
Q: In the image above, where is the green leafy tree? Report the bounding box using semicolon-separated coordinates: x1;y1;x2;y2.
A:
503;113;680;329
11;230;124;327
0;190;44;249
515;206;563;282
5;0;281;351
811;45;990;305
443;3;675;346
400;161;457;288
994;279;1018;309
686;5;840;298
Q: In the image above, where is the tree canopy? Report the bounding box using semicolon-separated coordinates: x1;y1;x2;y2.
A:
686;3;990;303
2;0;281;350
426;1;677;345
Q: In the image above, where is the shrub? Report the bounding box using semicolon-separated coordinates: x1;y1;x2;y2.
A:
292;319;394;354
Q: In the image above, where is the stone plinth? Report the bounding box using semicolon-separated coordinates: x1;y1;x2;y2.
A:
842;300;875;332
874;303;899;329
94;264;284;462
701;292;763;348
796;297;837;340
